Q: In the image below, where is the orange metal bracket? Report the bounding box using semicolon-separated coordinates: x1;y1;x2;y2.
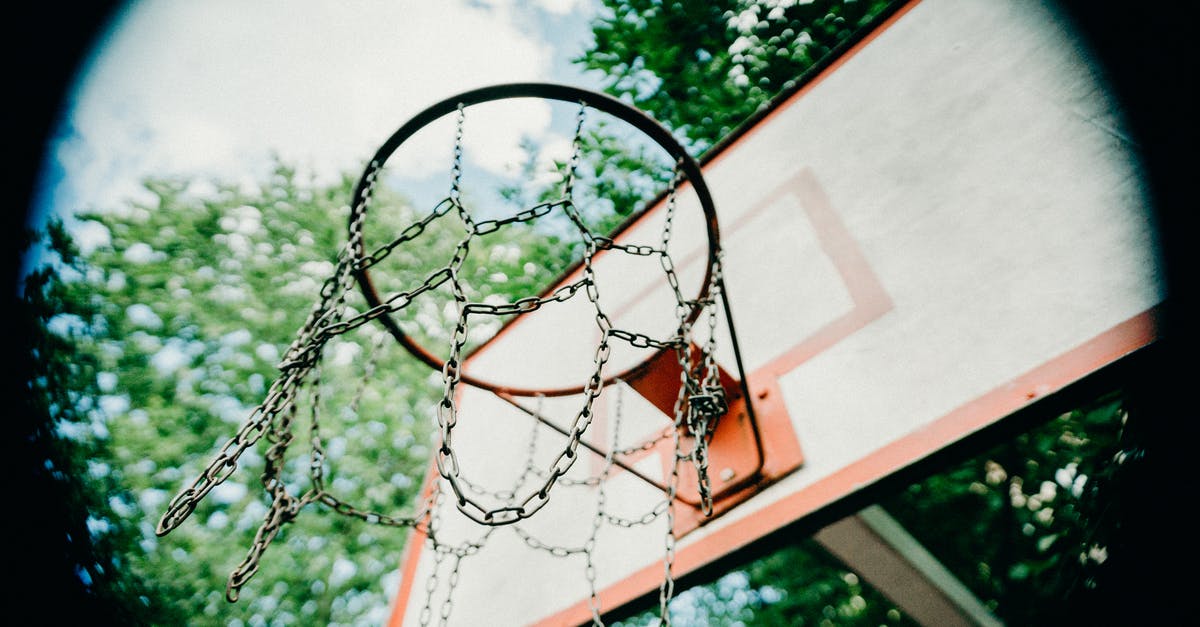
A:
623;347;805;537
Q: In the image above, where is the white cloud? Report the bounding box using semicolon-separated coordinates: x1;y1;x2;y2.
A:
126;303;163;328
329;557;358;587
254;343;280;364
60;0;562;217
205;510;230;530
536;0;589;15
97;372;118;392
211;481;248;505
98;394;131;415
209;394;249;424
139;487;168;512
73;221;111;254
150;341;189;375
123;242;164;264
331;340;361;367
47;313;87;337
220;328;252;347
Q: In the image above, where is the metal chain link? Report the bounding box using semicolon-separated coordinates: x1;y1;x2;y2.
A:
420;395;544;625
686;251;728;517
449;103;465;204
613;426;674;456
604;499;669;528
563;100;587;200
660;403;683;625
585;381;625;625
658;159;723;517
419;486;448;627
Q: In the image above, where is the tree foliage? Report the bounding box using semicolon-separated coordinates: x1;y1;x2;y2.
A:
881;393;1139;625
633;541;918;626
19;219;156;625
579;0;896;152
22;163;596;625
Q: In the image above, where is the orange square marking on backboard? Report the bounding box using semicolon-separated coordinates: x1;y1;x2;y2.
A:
736;167;895;380
575;167;892;517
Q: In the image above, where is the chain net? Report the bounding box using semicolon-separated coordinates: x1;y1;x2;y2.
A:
156;99;729;623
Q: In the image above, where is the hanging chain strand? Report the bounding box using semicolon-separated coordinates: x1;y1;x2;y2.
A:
563;100;588;199
659;160;723;516
432;99;613;528
422;394;545;625
660;401;684;624
449;102;465;205
585;381;625;625
419;484;447;627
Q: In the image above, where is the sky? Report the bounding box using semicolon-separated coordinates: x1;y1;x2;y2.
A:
32;0;605;256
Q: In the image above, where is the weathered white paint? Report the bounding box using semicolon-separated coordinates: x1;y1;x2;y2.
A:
397;1;1161;624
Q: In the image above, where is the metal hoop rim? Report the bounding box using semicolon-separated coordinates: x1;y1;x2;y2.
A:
349;82;721;397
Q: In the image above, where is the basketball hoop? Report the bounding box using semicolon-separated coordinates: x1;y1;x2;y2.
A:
155;83;768;617
349;83;731;398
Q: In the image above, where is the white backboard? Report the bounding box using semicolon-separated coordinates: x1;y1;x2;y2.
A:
390;0;1161;624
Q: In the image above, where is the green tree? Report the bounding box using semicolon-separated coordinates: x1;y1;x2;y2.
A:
22;161;591;625
19;219;159;625
881;393;1137;625
580;0;896;152
615;540;918;626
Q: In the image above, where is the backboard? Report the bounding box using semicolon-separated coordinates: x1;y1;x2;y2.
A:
388;0;1161;624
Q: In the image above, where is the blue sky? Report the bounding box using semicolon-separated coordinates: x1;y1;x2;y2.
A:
31;0;606;255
